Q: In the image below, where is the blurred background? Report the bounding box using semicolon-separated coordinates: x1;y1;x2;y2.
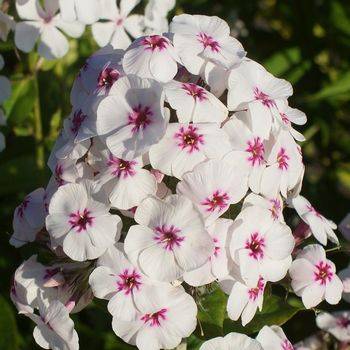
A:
1;0;349;348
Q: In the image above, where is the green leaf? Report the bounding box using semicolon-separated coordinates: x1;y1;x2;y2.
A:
3;77;37;126
196;286;228;339
0;295;21;350
104;332;135;350
307;72;350;101
223;295;305;335
330;1;350;36
187;334;204;350
263;47;311;84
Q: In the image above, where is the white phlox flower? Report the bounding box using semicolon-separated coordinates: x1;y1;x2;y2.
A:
164;80;228;123
112;284;197;350
89;139;157;210
170;14;246;75
46;181;122;261
316;311;350;342
290;195;338;246
124;194;214;282
183;218;233;286
230;205;294;286
200;332;263;350
149;122;232;179
96;75;167;160
177;158;248;225
256;325;294;350
15;0;85;60
289;244;343;309
59;0;100;25
92;0;144;49
10;188;46;247
228;59;293;139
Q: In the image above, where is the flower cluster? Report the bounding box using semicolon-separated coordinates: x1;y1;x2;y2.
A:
9;10;346;350
13;0;175;60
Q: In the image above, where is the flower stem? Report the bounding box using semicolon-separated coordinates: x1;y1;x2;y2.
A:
33;59;45;171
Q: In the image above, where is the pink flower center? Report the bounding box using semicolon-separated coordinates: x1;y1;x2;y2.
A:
246;137;265;166
69;209;94;233
117;269;142;295
282;339;294;350
181;83;208;102
97;67;120;92
116;17;124;26
107;154;137;179
307;205;322;218
254;87;275;108
314;261;333;285
175;125;204;153
141;35;169;51
337;316;350;329
245;232;265;260
270;198;282;220
128;104;153;133
141;308;167;327
277;148;289;170
201;190;230;213
248;277;265;301
71;110;87;136
42;14;53;24
17;196;30;218
154;224;185;251
197;32;220;52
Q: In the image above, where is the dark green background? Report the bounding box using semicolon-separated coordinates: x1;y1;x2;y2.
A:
1;0;350;348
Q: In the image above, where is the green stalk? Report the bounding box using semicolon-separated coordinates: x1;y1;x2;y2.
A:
33;59;45;171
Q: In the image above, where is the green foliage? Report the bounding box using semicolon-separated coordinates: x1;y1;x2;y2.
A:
0;294;21;350
195;287;305;342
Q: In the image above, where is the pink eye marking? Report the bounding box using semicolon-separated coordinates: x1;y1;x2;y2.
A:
69;209;94;233
175;125;204;153
128;104;153;133
181;83;208;102
116;17;124;26
245;232;265;260
71;109;87;136
307;204;322;218
247;277;265;301
141;308;167;327
337;316;350;329
213;237;221;258
141;35;169;51
201;190;230;213
107;154;137;179
314;261;333;285
282;339;294;350
42;14;53;24
246;137;265;166
17;196;30;218
43;268;60;281
277;148;289;170
280;113;291;125
117;269;142;295
97;66;120;92
197;32;220;52
270;198;282;220
54;164;65;186
154;224;185;251
254;87;276;108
